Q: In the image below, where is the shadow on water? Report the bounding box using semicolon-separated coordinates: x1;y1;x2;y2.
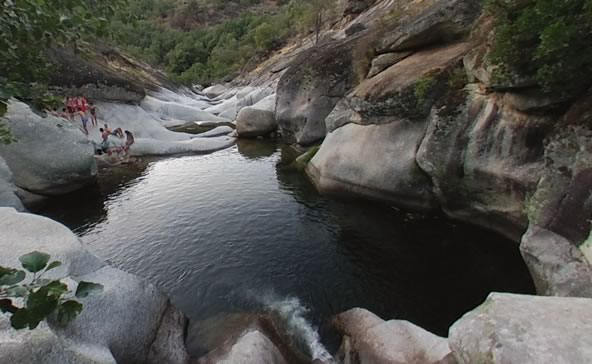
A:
33;139;535;360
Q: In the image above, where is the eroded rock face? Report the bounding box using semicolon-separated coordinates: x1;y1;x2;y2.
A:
417;90;551;241
521;225;592;298
0;102;97;195
307;121;437;211
236;107;278;137
197;330;288;364
334;308;454;364
377;0;482;53
276;35;366;145
449;293;592;364
203;84;228;99
367;51;413;78
0;208;189;364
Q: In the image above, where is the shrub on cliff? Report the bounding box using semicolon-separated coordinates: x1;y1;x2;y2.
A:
487;0;592;94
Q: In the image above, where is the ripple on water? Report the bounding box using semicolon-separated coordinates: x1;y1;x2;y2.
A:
35;140;535;356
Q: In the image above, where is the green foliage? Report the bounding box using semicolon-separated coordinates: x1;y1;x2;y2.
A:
112;0;337;84
415;76;437;106
0;0;129;103
0;251;104;330
487;0;592;94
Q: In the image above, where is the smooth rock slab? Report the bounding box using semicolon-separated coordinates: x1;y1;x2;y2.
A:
449;293;592;364
198;330;288;364
0;208;189;364
521;225;592;298
0;101;97;195
334;309;454;364
308;121;436;211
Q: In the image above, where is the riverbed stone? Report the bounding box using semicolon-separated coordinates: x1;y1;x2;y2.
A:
335;309;454;364
308;121;437;211
0;208;189;364
520;225;592;298
0;101;97;195
449;293;592;364
203;84;228;99
236;107;278;137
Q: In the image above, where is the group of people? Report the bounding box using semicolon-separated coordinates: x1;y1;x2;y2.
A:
49;96;97;136
48;95;136;159
99;123;135;158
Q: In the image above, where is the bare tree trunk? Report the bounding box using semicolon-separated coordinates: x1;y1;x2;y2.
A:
315;11;322;45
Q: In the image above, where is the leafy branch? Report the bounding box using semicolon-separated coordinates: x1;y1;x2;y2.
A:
0;251;103;330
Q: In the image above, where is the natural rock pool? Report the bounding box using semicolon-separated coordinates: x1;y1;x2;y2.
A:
34;139;535;358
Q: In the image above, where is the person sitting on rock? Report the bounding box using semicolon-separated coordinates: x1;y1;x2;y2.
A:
113;127;124;138
124;130;135;154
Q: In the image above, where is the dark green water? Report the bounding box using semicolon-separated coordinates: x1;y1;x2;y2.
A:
34;139;535;358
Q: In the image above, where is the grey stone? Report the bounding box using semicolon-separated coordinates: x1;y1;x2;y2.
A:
0;208;189;364
0;101;97;195
417;89;550;242
334;309;454;364
198;330;288;364
307;121;437;211
449;293;592;364
203;84;228;99
378;0;482;53
367;51;413;78
521;225;592;298
0;156;24;210
276;35;366;145
236;107;278;137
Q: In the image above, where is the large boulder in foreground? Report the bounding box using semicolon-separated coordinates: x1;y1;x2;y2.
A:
0;156;24;210
308;121;437;211
334;308;454;364
0;101;97;195
449;293;592;364
236;107;277;138
521;225;592;298
0;207;189;364
197;329;288;364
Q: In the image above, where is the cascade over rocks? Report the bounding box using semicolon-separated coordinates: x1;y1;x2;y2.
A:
0;208;189;364
449;293;592;364
0;102;97;196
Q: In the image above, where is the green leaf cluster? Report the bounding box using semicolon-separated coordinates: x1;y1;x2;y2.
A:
487;0;592;94
111;0;337;84
0;251;104;330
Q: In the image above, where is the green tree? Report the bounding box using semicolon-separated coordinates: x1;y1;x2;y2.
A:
487;0;592;94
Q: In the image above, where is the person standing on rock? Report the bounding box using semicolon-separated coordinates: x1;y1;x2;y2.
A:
78;107;89;136
89;102;98;127
124;130;135;154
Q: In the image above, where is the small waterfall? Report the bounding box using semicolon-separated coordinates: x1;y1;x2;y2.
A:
256;293;336;363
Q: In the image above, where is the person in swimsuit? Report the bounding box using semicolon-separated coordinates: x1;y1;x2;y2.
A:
78;107;89;136
124;130;135;154
89;102;97;126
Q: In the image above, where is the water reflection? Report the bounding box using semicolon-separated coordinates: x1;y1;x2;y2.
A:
35;142;535;346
